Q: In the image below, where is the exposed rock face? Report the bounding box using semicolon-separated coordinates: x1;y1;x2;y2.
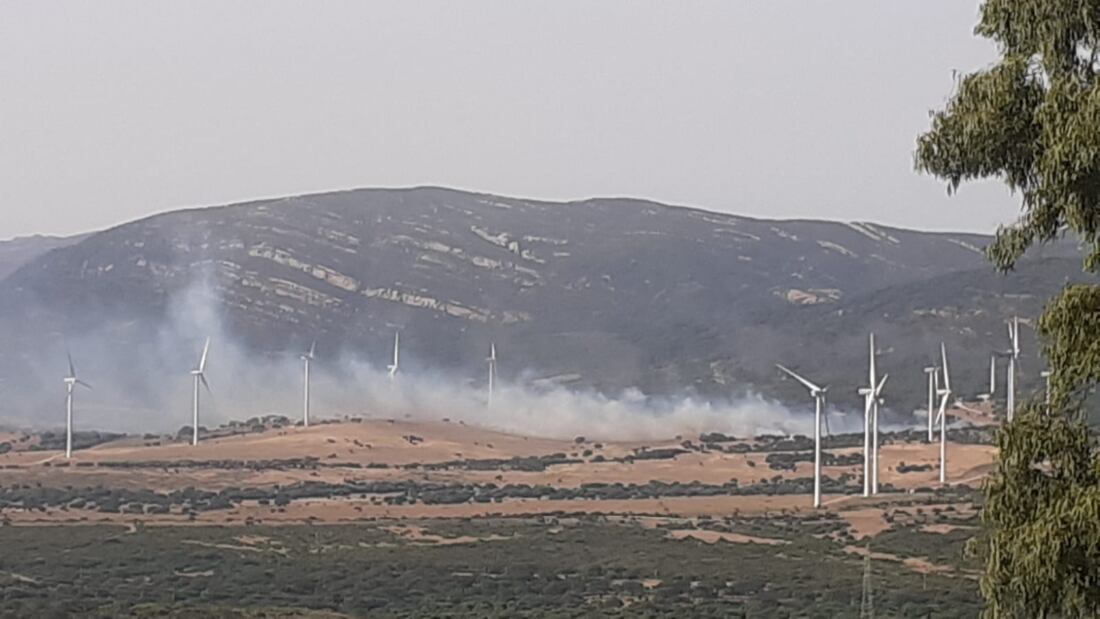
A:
0;187;1090;422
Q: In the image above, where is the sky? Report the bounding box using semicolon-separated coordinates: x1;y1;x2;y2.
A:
0;1;1017;240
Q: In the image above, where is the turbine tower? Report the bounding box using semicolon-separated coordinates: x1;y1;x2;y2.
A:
776;364;828;508
857;334;887;497
301;340;316;427
923;365;937;443
871;371;887;495
387;331;400;384
189;338;211;446
63;352;92;459
935;343;952;484
486;343;497;408
1005;316;1020;422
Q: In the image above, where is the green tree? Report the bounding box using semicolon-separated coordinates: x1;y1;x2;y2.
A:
915;1;1100;616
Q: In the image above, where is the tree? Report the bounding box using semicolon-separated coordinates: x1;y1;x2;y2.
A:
915;1;1100;616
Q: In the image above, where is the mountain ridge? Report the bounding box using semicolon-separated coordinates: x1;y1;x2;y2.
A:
0;186;1089;429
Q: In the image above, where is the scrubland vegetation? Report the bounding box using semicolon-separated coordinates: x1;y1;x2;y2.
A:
0;513;979;618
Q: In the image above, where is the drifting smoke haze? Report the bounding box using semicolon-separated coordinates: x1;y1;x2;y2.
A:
0;275;880;441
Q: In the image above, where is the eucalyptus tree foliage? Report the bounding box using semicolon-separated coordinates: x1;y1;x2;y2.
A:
917;0;1100;274
916;1;1100;616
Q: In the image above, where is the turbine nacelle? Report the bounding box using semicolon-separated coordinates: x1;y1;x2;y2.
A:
775;364;826;399
301;339;317;362
63;353;92;390
859;374;888;399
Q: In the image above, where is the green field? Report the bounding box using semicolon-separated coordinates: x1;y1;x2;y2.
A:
0;513;980;618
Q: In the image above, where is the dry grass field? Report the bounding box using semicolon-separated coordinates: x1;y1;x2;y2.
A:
0;413;993;616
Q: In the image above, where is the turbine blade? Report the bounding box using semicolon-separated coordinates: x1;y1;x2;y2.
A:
868;333;876;386
200;373;212;394
875;373;888;394
940;343;951;391
309;339;317;359
76;379;93;390
775;364;821;393
67;352;76;379
199;338;211;372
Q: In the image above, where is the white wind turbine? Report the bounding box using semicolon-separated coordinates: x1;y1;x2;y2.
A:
857;334;888;496
301;340;316;427
776;364;828;508
935;342;952;484
486;343;497;408
923;365;938;443
1005;316;1021;422
1041;369;1052;411
387;332;400;384
63;352;93;459
189;338;211;446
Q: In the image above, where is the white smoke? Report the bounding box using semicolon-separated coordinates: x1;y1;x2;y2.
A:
0;276;866;441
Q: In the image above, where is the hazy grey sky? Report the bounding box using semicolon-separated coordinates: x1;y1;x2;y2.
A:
0;1;1015;239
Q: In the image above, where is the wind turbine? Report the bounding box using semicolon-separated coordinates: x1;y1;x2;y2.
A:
857;334;887;497
189;338;211;446
301;340;316;427
935;342;952;484
387;332;400;384
486;343;497;408
1041;369;1052;411
923;365;937;443
776;364;827;508
63;352;92;459
1005;316;1020;422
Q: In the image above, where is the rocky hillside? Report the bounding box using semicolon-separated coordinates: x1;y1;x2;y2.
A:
0;187;1089;425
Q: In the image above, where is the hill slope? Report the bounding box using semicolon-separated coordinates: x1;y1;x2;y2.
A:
0;187;1089;427
0;233;87;280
